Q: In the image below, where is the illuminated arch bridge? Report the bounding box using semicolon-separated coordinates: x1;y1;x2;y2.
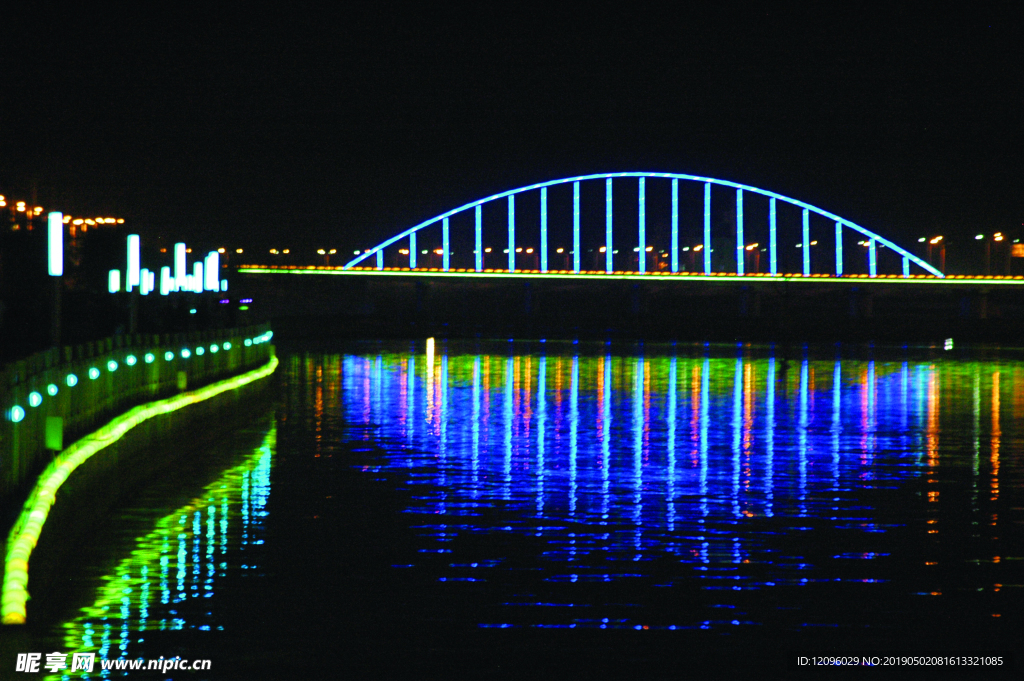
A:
344;172;943;279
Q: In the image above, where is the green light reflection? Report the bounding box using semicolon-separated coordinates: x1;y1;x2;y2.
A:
48;425;274;677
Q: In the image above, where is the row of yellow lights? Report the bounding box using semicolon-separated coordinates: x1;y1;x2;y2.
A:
387;242;872;256
245;264;1024;279
0;197;41;214
256;236;1015;260
366;267;1022;279
351;267;951;278
395;246;668;255
922;233;1012;244
66;216;124;226
0;195;123;225
157;247;244;255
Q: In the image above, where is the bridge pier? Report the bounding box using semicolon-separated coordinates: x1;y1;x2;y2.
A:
959;295;972;318
739;286;761;318
847;287;873;319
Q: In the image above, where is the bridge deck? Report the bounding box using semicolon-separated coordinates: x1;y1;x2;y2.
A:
238;265;1024;286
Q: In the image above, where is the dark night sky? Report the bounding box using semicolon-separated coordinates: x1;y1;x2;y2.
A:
2;5;1021;257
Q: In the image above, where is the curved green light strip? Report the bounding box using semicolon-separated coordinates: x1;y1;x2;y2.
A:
342;172;943;277
2;354;278;625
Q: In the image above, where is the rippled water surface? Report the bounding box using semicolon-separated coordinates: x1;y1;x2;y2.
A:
33;341;1024;676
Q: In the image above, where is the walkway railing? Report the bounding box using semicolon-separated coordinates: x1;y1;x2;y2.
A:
1;324;273;500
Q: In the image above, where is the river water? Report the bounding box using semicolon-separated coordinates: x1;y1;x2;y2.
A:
24;341;1024;677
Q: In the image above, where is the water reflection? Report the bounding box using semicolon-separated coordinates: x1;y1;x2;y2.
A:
328;343;1019;630
49;426;274;677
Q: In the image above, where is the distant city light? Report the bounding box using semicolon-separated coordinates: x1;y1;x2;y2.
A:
204;251;220;291
127;234;141;288
48;212;63;276
142;269;156;296
160;266;172;296
174;243;186;290
108;269;121;293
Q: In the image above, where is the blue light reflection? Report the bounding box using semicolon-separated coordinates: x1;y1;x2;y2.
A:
337;344;970;631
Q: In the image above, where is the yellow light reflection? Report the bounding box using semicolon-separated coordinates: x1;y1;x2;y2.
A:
991;372;1000;502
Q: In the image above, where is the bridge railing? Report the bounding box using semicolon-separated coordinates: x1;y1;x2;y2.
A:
343;173;943;279
0;323;273;501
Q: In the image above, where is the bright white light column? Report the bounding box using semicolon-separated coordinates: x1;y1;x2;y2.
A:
127;234;141;289
48;212;63;276
174;243;187;291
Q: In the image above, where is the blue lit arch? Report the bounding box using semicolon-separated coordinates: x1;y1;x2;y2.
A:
343;172;943;278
